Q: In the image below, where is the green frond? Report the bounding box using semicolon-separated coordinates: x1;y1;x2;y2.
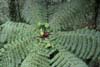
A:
21;47;88;67
0;21;35;44
0;33;88;67
21;0;48;25
49;28;100;60
50;50;88;67
21;48;51;67
0;35;37;67
0;0;10;24
49;0;96;32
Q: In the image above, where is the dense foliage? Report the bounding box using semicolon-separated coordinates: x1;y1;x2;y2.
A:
0;0;100;67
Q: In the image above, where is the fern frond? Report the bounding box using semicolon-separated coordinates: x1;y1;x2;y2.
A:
49;28;100;60
0;35;37;67
0;0;10;24
0;34;88;67
0;21;35;44
21;47;88;67
49;0;96;32
21;47;51;67
21;0;48;25
50;50;88;67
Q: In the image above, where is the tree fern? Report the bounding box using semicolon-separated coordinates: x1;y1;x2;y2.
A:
0;35;88;67
0;0;100;67
49;28;100;60
0;21;99;67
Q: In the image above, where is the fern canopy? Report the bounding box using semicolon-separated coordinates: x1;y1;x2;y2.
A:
0;21;100;67
0;0;100;67
0;33;88;67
